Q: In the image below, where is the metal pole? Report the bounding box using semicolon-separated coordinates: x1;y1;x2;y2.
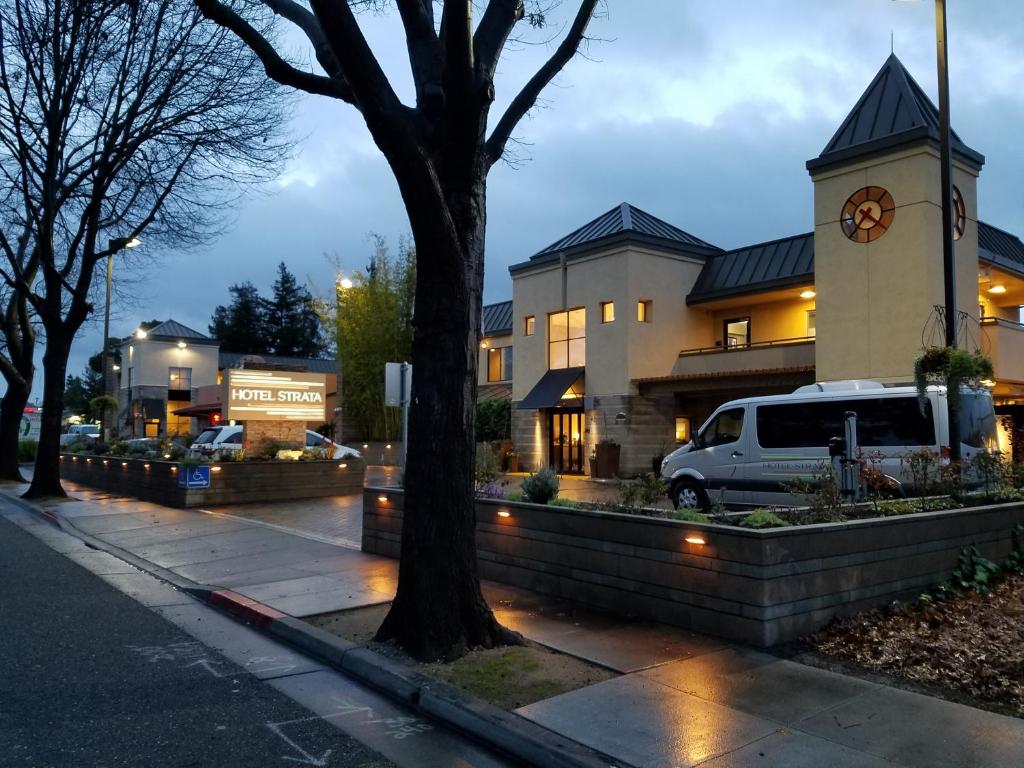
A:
400;361;409;468
335;284;343;445
935;0;961;459
100;250;114;441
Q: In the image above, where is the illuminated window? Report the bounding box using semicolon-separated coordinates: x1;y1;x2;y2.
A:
637;300;652;323
724;317;750;347
487;347;513;382
806;310;816;338
168;367;192;401
165;403;191;436
600;301;615;323
548;308;585;370
524;315;535;336
675;417;691;443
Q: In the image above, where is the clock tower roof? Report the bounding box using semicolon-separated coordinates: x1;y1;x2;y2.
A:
807;53;984;173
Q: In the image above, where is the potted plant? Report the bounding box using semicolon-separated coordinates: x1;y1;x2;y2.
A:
593;439;621;478
505;447;519;473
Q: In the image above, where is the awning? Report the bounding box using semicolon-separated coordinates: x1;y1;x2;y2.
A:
171;402;222;417
517;367;585;410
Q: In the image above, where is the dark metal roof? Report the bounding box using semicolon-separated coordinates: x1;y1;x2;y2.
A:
808;54;983;172
517;367;584;410
482;300;513;336
218;351;336;374
687;232;815;305
979;221;1024;276
147;319;216;344
510;203;720;275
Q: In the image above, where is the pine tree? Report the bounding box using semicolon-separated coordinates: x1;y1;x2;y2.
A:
266;263;325;357
209;282;270;354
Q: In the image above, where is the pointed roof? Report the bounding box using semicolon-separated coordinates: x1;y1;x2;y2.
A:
808;54;983;172
145;319;219;345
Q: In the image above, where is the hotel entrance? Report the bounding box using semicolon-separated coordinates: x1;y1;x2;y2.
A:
548;409;585;474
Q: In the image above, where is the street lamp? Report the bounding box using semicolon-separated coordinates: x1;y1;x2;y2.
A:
335;274;353;443
101;236;141;440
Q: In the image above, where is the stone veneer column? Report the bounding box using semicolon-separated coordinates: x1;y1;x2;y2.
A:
243;421;306;454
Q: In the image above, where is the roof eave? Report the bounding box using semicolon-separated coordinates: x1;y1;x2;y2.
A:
807;129;985;174
980;250;1024;281
511;233;721;276
687;273;815;306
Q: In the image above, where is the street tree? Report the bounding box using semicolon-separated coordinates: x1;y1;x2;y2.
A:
209;282;272;354
0;236;36;481
0;0;288;497
267;262;326;357
196;0;603;659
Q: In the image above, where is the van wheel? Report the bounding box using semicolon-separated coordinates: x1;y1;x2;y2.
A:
672;479;708;511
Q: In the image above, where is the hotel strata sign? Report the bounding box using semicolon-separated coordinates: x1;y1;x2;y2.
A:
225;370;327;422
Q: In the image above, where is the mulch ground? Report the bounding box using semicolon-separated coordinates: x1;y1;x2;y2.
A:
807;574;1024;716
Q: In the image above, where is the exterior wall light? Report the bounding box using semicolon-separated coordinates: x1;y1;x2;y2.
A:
135;328;148;339
121;462;128;468
112;364;121;371
385;444;392;450
170;466;178;472
480;339;489;348
177;341;187;349
497;510;511;518
684;535;707;546
102;459;108;466
378;495;388;503
363;444;369;449
988;284;1007;294
800;289;816;299
163;453;171;459
86;458;92;463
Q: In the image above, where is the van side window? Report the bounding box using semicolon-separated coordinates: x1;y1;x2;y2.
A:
701;408;744;447
757;397;935;449
757;402;841;449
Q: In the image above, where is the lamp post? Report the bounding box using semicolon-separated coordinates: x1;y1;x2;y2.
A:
335;276;353;444
101;236;141;441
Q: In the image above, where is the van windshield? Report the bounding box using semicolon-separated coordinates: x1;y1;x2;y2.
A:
959;390;997;449
700;408;744;447
194;429;221;444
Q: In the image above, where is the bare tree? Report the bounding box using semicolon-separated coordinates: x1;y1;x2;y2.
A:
195;0;602;660
0;0;289;497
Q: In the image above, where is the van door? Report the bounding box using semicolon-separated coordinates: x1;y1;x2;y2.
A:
691;406;749;506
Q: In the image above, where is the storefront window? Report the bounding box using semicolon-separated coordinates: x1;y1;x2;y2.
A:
675;417;691;443
548;308;585;369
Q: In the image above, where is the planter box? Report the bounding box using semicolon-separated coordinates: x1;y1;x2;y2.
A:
592;443;620;478
60;454;365;508
362;488;1024;647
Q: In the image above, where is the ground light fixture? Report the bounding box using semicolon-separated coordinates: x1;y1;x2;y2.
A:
211;466;222;472
684;534;707;546
378;494;388;503
338;463;347;469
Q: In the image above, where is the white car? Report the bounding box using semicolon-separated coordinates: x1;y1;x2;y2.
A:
59;424;101;446
189;425;361;460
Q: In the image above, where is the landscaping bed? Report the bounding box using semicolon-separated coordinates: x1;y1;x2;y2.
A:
307;604;615;710
805;573;1024;717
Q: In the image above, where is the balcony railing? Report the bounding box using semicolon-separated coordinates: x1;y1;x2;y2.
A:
672;336;815;377
981;318;1024;383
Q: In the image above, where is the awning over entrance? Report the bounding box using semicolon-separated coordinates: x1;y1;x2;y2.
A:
517;366;585;410
171;402;222;417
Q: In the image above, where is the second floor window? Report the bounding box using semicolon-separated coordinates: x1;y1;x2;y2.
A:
600;301;615;323
524;315;535;336
487;347;513;382
549;308;585;369
168;367;192;391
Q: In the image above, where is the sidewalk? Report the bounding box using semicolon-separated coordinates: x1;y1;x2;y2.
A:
8;479;1024;768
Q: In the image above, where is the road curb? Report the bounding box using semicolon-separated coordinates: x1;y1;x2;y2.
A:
0;489;627;768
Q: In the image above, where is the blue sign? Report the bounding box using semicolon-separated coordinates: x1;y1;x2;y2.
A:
178;464;211;489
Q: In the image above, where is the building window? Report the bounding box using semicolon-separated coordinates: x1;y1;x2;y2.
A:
600;301;615;323
548;308;585;369
165;403;190;436
806;310;816;338
675;417;691;443
724;317;750;347
168;367;192;402
487;346;513;382
637;300;652;323
524;315;535;336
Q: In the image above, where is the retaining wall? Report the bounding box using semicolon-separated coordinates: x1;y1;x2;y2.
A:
362;488;1024;646
60;454;365;507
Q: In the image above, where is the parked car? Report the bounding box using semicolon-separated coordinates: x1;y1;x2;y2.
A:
189;425;361;460
59;423;101;446
660;380;997;510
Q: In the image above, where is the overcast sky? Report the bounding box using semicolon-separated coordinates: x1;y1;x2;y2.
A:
38;0;1024;398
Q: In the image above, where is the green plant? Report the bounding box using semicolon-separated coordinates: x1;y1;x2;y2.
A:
505;490;523;502
783;464;847;524
874;498;919;516
859;450;896;512
476;398;511;442
255;439;289;460
671;508;709;522
740;509;789;528
89;394;119;424
475;443;501;484
936;459;966;500
549;497;577;509
972;450;1008;497
17;440;37;462
521;468;559;504
903;447;939;512
1004;524;1024;574
950;545;1000;593
181;455;208;470
617;473;667;512
913;346;993;419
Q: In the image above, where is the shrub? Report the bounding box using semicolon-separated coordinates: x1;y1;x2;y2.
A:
617;473;667;512
476;398;511;442
740;509;789;529
521;468;559;504
255;439;289;459
475;443;501;484
671;508;709;522
505;490;523;502
950;545;1000;593
1005;524;1024;574
18;440;37;462
476;481;506;499
549;497;577;509
783;464;847;524
971;451;1008;497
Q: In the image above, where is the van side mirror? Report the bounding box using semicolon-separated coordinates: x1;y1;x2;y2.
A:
691;433;703;450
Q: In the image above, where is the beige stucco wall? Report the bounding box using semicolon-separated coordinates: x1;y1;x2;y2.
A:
812;145;980;383
119;339;220;390
706;299;816;346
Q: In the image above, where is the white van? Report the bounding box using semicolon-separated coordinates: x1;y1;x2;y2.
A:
660;381;998;510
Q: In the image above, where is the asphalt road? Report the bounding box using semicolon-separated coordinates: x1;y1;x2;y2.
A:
0;512;393;768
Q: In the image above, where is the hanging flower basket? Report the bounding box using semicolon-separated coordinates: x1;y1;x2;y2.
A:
913;346;994;415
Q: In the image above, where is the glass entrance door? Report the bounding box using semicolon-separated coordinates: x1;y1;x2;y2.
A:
549;409;584;474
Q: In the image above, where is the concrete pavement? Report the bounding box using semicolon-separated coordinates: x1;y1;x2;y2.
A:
7;476;1024;768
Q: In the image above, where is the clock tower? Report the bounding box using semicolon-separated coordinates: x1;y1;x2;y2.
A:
808;54;984;383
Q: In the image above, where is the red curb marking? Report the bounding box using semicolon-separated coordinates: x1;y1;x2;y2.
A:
209;589;287;628
40;509;59;525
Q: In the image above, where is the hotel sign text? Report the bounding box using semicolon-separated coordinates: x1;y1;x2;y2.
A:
225;370;327;422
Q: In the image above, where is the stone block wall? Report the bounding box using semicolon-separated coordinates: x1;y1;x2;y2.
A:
244;421;305;453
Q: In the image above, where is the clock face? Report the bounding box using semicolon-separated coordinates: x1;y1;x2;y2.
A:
952;185;966;241
840;186;896;243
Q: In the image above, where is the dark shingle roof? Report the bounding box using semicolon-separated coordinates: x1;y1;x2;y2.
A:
482;300;513;336
979;221;1024;276
510;203;720;275
687;233;815;305
808;54;983;172
218;351;336;374
146;319;217;344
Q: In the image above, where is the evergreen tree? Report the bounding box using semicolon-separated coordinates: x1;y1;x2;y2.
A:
209;282;270;354
266;263;325;357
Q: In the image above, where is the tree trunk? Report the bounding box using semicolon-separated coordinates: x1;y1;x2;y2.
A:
375;171;518;661
0;378;31;482
24;336;72;499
